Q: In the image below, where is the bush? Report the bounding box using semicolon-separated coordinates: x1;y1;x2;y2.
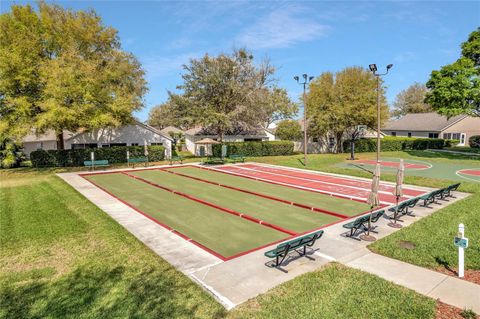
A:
469;135;480;148
343;137;451;153
0;137;25;168
212;141;294;157
30;145;165;167
275;120;302;141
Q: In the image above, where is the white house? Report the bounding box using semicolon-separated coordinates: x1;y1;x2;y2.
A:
184;126;275;156
22;121;174;158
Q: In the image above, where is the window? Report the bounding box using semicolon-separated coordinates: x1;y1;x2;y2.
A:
408;132;412;138
443;133;461;140
72;143;97;149
391;132;397;137
150;143;163;146
130;143;139;146
312;137;319;143
244;138;261;142
428;133;439;138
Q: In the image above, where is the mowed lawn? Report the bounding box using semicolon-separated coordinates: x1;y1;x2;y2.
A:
253;151;480;271
0;168;440;318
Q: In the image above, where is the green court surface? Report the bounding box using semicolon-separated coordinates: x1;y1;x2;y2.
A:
165;166;370;216
85;173;288;258
131;170;341;233
338;157;480;183
84;166;370;259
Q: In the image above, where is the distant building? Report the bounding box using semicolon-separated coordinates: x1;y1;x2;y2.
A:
22;121;173;158
382;113;480;146
184;126;275;156
158;126;185;137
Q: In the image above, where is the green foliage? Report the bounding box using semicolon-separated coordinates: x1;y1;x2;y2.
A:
212;141;294;157
275;120;302;141
391;82;432;117
468;135;480;148
426;28;480;117
307;67;389;153
0;3;147;146
30;145;165;167
0;137;25;168
460;309;477;319
343;137;452;153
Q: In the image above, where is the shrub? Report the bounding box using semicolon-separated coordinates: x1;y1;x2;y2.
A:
212;141;294;157
30;145;165;167
275;120;302;141
343;137;451;153
468;135;480;148
0;137;25;168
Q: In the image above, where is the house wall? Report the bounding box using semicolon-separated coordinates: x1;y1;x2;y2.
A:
23;141;57;157
441;117;480;146
67;124;172;158
264;130;275;141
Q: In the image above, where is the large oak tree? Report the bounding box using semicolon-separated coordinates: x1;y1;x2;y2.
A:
391;83;432;117
0;2;147;148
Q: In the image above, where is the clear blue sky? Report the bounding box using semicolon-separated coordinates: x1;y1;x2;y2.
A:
2;1;479;122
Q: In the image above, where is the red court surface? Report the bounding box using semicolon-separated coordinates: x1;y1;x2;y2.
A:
458;169;480;176
212;164;426;205
354;159;430;170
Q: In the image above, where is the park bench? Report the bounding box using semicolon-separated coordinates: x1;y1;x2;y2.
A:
128;157;148;168
420;189;444;207
228;154;246;163
264;230;324;267
342;210;385;240
169;156;183;165
202;157;225;165
388;197;421;218
441;183;461;199
84;160;109;171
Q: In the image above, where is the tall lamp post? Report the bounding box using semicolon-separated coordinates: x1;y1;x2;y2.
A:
368;64;393;163
294;74;314;166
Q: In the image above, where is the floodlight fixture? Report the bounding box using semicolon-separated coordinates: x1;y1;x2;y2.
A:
294;76;299;82
387;64;393;70
369;64;377;72
303;74;308;79
309;76;314;81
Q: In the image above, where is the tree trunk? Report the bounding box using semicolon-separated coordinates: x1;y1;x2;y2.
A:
336;132;344;153
56;130;65;150
350;140;355;160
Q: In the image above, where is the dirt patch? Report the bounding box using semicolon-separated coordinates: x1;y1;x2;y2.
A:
436;301;478;319
435;267;480;286
399;240;416;250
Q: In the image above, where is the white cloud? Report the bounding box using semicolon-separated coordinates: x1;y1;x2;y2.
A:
236;5;330;50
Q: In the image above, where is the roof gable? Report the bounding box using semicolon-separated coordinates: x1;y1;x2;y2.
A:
383;113;467;132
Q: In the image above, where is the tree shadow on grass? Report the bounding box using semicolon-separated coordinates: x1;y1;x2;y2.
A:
0;265;225;319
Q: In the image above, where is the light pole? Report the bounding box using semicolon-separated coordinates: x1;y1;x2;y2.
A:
294;74;314;166
368;64;393;163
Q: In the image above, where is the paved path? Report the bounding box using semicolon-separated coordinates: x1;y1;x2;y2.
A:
58;164;479;312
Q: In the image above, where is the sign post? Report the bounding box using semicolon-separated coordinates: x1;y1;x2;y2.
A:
126;150;130;168
454;223;468;278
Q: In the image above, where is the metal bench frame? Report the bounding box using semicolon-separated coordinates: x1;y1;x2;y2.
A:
343;210;385;240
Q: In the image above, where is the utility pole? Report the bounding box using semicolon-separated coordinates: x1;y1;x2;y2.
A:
368;64;393;163
294;74;314;166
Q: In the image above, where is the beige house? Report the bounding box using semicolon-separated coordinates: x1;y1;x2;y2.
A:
22;121;173;158
184;126;275;156
382;113;480;146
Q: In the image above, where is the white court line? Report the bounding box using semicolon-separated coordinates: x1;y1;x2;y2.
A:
455;170;480;183
223;165;414;199
190;273;236;310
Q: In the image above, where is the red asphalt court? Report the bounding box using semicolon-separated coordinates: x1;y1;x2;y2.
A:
458;169;480;176
355;159;430;170
213;165;417;204
239;164;425;197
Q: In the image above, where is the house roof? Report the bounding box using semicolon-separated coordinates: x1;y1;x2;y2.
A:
159;126;184;135
185;125;268;137
194;138;220;144
383;113;467;132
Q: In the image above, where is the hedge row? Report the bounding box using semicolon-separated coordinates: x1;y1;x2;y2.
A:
212;141;294;157
30;145;165;167
343;137;457;153
469;135;480;148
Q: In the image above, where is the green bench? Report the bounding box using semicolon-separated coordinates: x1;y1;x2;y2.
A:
342;210;385;240
388;197;421;218
202;157;225;165
128;157;148;168
228;154;245;163
442;183;461;199
420;183;461;207
84;160;109;171
265;230;324;267
169;156;183;165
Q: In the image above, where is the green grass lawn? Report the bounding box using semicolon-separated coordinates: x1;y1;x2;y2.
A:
1;152;474;318
254;151;480;270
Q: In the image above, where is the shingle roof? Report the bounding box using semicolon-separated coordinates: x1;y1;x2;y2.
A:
383;113;467;131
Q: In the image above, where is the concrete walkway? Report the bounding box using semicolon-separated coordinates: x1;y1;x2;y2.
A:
58;164;479;312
